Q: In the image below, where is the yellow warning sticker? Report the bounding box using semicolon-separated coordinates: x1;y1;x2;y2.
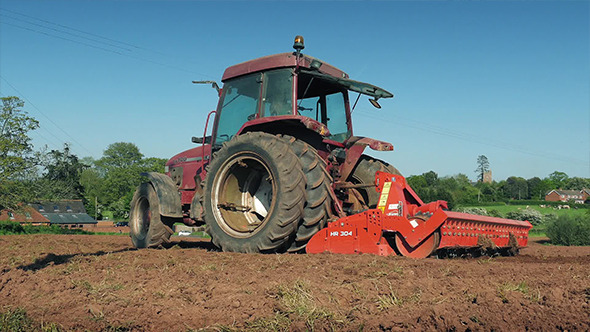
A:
377;182;392;212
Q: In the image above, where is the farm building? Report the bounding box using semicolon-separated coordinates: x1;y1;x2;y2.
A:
29;200;96;228
545;189;589;204
0;206;51;226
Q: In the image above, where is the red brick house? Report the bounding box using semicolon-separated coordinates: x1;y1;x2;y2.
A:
545;189;587;204
0;206;51;226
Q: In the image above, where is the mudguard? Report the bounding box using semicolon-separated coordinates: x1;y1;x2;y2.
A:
141;172;183;218
340;136;394;181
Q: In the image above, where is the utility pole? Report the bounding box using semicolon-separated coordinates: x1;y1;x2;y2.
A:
95;196;97;221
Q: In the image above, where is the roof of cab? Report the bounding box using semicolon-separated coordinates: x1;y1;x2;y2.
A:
221;52;348;82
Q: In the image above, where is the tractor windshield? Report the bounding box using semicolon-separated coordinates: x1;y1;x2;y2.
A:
215;73;261;145
297;72;351;142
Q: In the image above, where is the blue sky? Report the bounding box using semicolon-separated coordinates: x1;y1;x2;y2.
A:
0;1;588;181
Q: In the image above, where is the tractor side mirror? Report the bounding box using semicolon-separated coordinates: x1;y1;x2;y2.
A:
192;136;212;144
369;98;382;109
192;81;221;96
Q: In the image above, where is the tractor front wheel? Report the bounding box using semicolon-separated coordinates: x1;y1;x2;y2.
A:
203;132;306;253
129;183;174;248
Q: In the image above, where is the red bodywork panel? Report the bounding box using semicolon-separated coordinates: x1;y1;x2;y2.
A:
340;137;394;181
222;53;348;82
166;144;211;205
236;115;331;137
306;172;533;258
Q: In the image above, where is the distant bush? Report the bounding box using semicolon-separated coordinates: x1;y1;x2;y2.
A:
0;221;91;235
543;213;558;224
546;215;590;246
454;207;505;218
461;202;507;207
456;207;489;216
506;208;544;225
487;209;503;218
0;221;25;235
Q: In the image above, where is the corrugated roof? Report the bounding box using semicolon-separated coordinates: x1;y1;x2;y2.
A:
41;213;96;224
553;190;583;196
30;200;87;214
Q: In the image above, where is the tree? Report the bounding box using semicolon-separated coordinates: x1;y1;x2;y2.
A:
80;167;103;219
423;171;438;186
503;176;528;200
96;142;143;170
475;155;490;182
537;178;553;198
0;96;39;180
526;177;542;199
0;96;40;210
564;177;590;190
475;181;498;202
83;142;167;219
34;144;88;199
548;171;569;189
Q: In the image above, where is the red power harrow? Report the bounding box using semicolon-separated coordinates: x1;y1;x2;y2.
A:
307;172;533;258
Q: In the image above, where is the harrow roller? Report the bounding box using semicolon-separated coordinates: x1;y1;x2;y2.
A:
306;171;533;258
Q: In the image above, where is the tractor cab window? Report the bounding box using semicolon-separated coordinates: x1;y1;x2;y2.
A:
261;69;293;117
297;73;351;142
215;73;262;145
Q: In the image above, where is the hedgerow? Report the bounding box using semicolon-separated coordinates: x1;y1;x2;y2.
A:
0;221;91;235
546;214;590;246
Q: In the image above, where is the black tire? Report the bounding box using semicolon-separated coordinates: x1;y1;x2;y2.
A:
129;183;174;248
203;132;306;253
349;155;401;208
282;136;332;253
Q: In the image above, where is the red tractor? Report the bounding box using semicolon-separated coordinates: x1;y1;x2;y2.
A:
129;36;531;258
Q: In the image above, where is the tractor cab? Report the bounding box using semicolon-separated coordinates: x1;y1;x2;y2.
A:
211;36;393;148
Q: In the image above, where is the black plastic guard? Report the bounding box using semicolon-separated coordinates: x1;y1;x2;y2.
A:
141;172;183;218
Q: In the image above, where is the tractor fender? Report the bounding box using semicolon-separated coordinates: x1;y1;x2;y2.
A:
141;172;183;218
236;115;330;138
340;137;394;181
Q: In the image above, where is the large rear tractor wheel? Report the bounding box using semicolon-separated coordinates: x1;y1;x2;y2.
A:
349;155;401;208
129;183;174;248
283;136;332;253
203;132;306;253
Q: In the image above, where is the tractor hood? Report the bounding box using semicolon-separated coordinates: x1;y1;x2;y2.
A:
300;69;393;100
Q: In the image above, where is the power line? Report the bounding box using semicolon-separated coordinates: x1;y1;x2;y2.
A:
0;87;63;151
1;7;166;56
0;8;216;78
1;8;140;50
0;76;94;155
354;108;588;167
0;20;126;56
0;12;134;52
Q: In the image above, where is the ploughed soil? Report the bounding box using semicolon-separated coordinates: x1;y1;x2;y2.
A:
0;234;589;331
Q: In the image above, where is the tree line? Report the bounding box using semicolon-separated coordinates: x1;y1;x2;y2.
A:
1;96;165;219
2;96;589;220
407;170;589;210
